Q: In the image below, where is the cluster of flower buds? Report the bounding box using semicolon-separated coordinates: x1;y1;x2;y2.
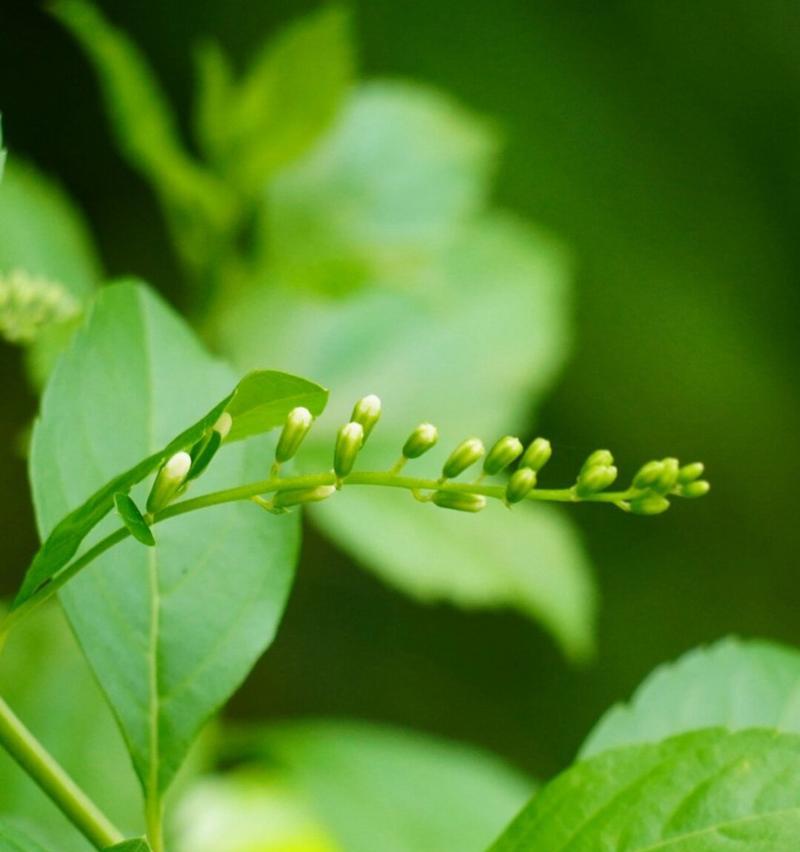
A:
146;412;232;514
628;457;710;515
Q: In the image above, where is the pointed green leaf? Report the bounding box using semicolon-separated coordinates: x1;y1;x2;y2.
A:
581;638;800;759
181;720;533;852
260;80;498;296
17;286;326;605
113;494;155;547
27;280;319;798
491;729;800;851
201;7;355;189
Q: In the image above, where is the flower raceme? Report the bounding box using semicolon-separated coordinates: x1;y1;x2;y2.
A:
144;393;710;521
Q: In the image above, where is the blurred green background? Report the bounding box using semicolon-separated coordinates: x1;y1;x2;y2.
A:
1;0;798;787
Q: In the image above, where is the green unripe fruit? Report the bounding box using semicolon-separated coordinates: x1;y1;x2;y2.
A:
677;462;704;485
505;467;537;504
576;465;618;498
633;460;664;489
402;423;439;459
681;480;710;498
432;490;487;513
273;485;336;509
629;494;671;515
350;394;382;442
334;422;364;478
442;438;484;479
275;406;313;463
483;436;524;475
519;437;552;471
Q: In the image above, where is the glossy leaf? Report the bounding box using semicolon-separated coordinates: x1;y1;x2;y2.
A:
51;1;234;271
199;7;355;189
19;286;326;605
221;720;534;852
216;213;588;654
260;80;498;295
581;637;800;759
491;729;800;851
0;603;143;852
114;494;155;547
28;281;309;800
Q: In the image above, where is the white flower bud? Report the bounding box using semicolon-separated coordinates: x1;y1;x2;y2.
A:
402;423;439;459
442;438;484;479
350;394;382;442
146;451;192;512
432;490;487;513
275;407;313;463
483;436;524;475
213;412;233;440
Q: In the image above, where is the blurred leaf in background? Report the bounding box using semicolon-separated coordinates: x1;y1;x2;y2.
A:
174;720;533;852
46;0;593;660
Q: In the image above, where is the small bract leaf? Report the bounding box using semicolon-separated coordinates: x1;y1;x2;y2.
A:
113;493;155;547
104;840;151;852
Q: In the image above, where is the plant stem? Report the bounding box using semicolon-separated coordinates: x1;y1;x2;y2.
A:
145;794;164;852
0;695;124;849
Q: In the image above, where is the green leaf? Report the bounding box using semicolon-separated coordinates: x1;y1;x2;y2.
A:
260;80;498;296
199;720;533;852
104;840;150;852
0;820;52;851
51;1;235;272
216;213;588;655
0;603;143;851
491;729;800;851
199;7;355;190
114;494;155;547
27;280;316;800
581;637;800;760
315;492;595;660
18;284;327;605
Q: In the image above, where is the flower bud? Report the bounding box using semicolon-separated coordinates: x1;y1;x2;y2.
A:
213;412;233;440
580;449;614;476
653;457;679;494
350;394;381;443
505;467;537;504
576;465;618;498
334;422;364;478
681;480;710;499
146;451;192;513
519;437;552;472
402;423;439;459
633;460;664;489
629;494;671;515
432;490;487;513
275;407;313;463
442;438;484;479
677;462;704;485
273;485;336;509
483;436;524;475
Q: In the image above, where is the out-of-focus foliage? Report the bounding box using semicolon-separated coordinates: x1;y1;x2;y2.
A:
174;720;533;852
53;0;589;658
